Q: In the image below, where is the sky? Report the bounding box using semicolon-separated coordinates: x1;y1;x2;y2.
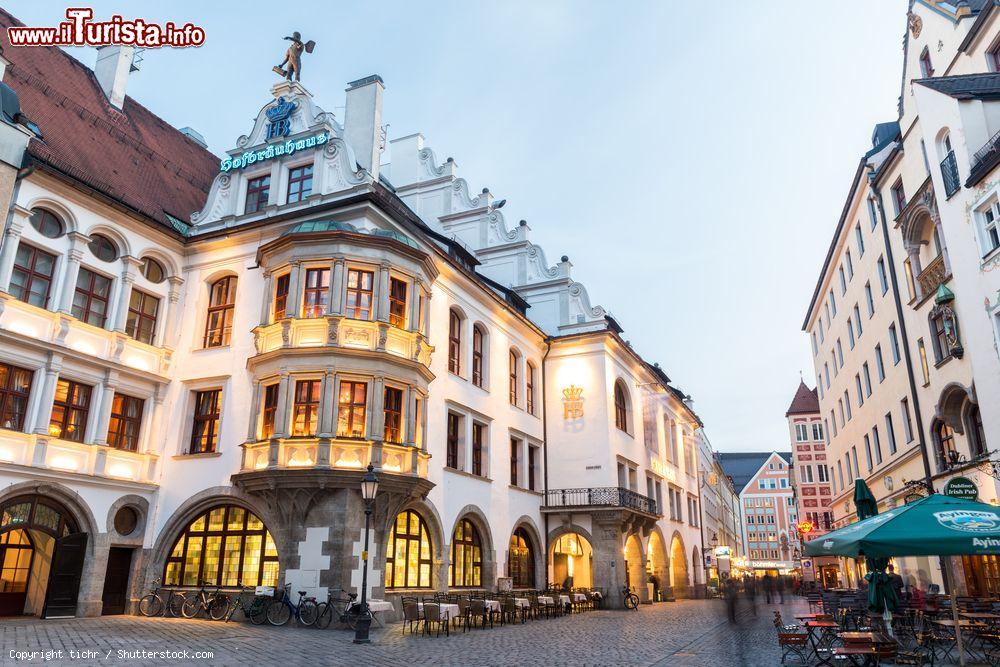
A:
9;0;909;452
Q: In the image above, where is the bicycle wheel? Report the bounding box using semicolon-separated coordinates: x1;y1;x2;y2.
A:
181;595;203;619
344;604;364;630
249;597;268;625
297;599;319;626
138;594;163;617
627;594;639;610
209;595;230;621
167;592;186;618
314;602;333;629
266;600;291;626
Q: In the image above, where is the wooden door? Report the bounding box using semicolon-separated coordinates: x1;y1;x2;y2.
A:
100;547;133;615
42;532;87;618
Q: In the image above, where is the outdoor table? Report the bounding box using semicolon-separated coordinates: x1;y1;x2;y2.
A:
417;602;461;621
805;620;841;667
831;645;879;667
572;593;587;603
559;594;571;606
484;599;500;612
366;599;394;627
961;612;1000;622
514;597;530;609
537;595;555;605
934;619;985;629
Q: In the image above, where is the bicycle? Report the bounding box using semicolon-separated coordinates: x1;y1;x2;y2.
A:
181;580;230;620
622;585;639;610
266;583;319;626
314;589;363;630
223;584;270;625
137;578;187;618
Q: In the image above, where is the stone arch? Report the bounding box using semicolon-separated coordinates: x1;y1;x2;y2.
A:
387;496;447;592
82;223;132;259
901;205;937;253
646;527;670;599
936;381;975;433
0;480;99;552
447;504;496;589
24;197;79;233
508;515;544;589
104;494;149;545
624;532;647;600
547;524;594;590
669;531;689;597
136;248;181;280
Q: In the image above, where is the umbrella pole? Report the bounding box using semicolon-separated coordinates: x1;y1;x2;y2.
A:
943;557;966;667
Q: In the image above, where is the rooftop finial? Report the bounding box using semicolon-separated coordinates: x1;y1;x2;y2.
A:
273;31;315;82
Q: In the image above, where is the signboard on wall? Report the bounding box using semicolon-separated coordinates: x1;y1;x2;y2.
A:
944;477;979;501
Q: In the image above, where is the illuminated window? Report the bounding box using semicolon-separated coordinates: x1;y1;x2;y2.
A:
10;243;56;308
204;277;237;348
0;362;33;432
383;386;403;444
190;389;221;454
49;379;91;442
345;269;374;320
260;384;279;439
107;393;143;452
126;289;159;345
508;528;534;588
449;518;482;587
385;510;432;589
336;381;367;438
0;529;32;594
163;506;278;588
389;278;407;328
245;175;270;214
291;380;320;436
273;274;290;320
302;268;329;318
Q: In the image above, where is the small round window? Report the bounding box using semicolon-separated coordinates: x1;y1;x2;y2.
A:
113;506;139;536
88;234;118;262
29;208;65;239
140;257;165;283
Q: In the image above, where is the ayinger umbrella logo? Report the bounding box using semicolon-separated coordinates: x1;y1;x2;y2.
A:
934;509;1000;532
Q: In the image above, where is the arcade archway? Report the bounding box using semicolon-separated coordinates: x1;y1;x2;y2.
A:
670;533;689;597
647;530;669;600
551;532;592;589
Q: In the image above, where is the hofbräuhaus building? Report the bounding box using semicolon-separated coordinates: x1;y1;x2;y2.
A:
0;10;706;618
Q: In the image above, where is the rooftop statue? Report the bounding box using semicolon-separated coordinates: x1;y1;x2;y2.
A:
273;31;315;82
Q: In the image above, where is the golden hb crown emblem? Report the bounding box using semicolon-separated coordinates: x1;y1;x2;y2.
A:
562;384;584;419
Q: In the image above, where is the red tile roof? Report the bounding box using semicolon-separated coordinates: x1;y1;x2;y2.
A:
785;380;819;416
0;9;217;230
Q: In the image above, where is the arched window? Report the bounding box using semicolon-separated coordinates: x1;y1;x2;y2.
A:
509;349;520;406
508;528;534;589
449;518;482;587
472;325;485;388
448;309;462;375
385;510;432;589
614;380;630;433
526;361;536;415
140;257;165;283
163;505;278;587
87;234;118;262
204;277;237;348
936;420;956;469
28;208;64;239
966;404;987;458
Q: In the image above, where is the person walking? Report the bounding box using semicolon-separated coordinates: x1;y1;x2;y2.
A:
723;575;738;622
762;573;774;604
744;576;758;616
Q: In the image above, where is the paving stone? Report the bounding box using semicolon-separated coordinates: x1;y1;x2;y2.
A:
0;598;809;667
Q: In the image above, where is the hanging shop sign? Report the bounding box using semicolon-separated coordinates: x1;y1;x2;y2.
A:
944;476;979;501
797;520;815;536
220;131;329;172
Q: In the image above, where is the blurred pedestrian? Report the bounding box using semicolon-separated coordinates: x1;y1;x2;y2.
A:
723;575;738;622
762;573;774;604
744;576;757;616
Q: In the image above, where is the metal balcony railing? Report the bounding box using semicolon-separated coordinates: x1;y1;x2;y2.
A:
969;129;1000;186
544;487;659;515
916;254;948;299
940;151;961;197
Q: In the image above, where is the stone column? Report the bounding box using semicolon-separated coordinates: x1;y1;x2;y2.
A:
376;262;391;323
246;380;262;441
111;257;141;333
0;217;24;293
140;388;165;455
269;372;291;468
906;246;923;300
591;513;627;609
317;368;335;438
421;289;432;338
408;280;422;332
368;376;385;442
57;233;88;313
404;386;416;445
258;270;273;325
330;257;345;315
161;276;184;348
286;260;303;320
30;354;62;435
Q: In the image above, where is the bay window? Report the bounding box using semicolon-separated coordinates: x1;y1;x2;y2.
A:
336;380;367;438
291;379;320;436
49;379;92;443
345;269;374;320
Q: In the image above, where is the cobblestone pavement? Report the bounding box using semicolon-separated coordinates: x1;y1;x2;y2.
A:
1;597;806;667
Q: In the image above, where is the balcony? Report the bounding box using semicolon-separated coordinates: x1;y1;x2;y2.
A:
916;254;950;301
940;151;961;198
968;128;1000;188
0;429;158;486
252;316;433;368
543;487;659;517
239;437;430;478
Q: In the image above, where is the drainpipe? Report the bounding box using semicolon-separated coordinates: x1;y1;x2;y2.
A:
541;338;552;589
868;168;933;491
2;158;34;247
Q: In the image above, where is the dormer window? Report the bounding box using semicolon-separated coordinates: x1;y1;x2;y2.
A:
919;48;933;78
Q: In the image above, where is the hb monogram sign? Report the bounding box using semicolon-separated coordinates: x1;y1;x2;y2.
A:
562;385;584;420
266;96;297;140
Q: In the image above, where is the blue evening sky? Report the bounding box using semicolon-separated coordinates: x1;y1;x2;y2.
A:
9;1;907;452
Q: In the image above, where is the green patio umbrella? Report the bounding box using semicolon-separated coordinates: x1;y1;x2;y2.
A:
852;480;898;632
804;493;1000;666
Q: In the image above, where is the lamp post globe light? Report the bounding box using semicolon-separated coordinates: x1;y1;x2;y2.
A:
354;464;379;644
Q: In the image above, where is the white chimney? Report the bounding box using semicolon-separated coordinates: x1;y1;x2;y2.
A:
344;75;384;178
95;45;135;110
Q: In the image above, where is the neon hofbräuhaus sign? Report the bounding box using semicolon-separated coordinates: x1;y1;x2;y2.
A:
220;132;328;172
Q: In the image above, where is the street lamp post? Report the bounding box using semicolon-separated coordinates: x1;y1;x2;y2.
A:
353;464;379;644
